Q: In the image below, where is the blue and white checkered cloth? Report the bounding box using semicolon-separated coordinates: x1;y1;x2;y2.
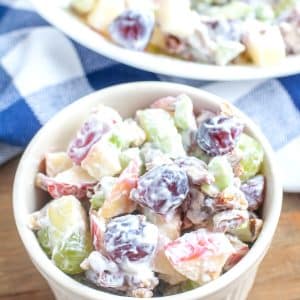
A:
1;0;300;192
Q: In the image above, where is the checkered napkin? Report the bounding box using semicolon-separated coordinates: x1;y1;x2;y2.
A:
1;0;300;192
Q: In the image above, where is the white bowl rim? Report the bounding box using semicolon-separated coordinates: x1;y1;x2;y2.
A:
31;0;300;81
13;81;282;300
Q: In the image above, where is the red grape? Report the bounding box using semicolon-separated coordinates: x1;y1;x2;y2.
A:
197;116;244;156
130;164;189;215
104;215;158;265
109;10;155;50
240;175;265;211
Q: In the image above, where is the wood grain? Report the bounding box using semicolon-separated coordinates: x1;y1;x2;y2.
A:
0;157;299;300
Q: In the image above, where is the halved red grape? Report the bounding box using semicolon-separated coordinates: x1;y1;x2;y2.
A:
104;215;158;265
130;164;189;215
196;116;244;156
109;10;155;50
240;175;265;211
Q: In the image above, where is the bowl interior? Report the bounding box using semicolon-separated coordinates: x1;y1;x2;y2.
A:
13;82;282;300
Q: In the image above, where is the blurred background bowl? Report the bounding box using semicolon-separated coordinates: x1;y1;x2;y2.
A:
31;0;300;81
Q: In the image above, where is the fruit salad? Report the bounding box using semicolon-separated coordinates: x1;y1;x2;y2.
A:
29;95;265;297
68;0;300;66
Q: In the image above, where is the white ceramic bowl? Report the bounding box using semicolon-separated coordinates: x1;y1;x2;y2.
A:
31;0;300;81
13;82;282;300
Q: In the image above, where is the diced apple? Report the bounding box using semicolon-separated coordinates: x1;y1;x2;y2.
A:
68;104;122;165
164;229;234;284
45;152;73;177
153;235;186;284
150;96;177;112
149;26;168;50
244;22;286;66
224;235;249;271
142;207;181;241
36;166;97;200
47;195;88;232
81;138;122;180
158;0;195;38
213;210;249;234
99;158;140;219
87;0;126;34
71;0;95;15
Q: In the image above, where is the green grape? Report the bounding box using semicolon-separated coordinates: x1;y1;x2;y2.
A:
237;134;264;181
136;109;185;158
37;227;53;257
33;196;92;275
52;232;92;275
174;94;196;131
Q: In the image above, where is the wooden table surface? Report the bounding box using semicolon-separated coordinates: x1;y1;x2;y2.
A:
1;157;300;300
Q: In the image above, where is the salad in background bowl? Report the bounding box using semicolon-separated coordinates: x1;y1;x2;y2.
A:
13;82;282;300
70;0;300;67
31;0;300;80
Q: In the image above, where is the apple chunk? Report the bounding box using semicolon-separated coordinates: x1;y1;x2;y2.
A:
36;166;97;200
45;152;73;177
98;158;140;219
164;229;234;284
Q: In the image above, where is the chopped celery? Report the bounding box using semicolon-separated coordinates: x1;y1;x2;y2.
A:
208;156;234;191
119;147;141;169
136;108;185;158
